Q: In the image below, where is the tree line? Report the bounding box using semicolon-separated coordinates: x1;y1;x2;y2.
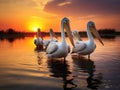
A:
0;28;120;38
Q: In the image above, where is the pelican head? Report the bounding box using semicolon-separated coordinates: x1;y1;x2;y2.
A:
88;21;104;45
50;28;53;34
37;28;43;39
72;30;82;41
37;28;41;35
37;28;40;31
50;28;57;39
62;17;74;47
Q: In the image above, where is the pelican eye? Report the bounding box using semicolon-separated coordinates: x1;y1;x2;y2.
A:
90;23;95;26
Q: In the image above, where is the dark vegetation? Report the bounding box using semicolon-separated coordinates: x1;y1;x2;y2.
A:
77;29;120;39
0;28;120;42
0;28;25;42
98;28;120;38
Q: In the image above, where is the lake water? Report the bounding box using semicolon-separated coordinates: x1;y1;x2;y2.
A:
0;36;120;90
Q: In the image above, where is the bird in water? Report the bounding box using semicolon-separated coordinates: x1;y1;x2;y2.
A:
72;21;104;59
43;28;58;49
34;28;43;48
46;17;74;60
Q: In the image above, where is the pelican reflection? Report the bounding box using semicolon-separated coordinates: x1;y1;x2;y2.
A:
47;59;77;90
72;55;102;89
34;46;44;52
34;47;44;66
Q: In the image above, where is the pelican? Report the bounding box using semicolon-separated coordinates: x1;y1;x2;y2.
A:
43;28;58;49
46;17;74;60
72;21;104;59
72;30;82;41
34;28;43;48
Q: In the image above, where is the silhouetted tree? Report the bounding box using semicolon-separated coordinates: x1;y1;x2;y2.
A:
6;28;16;34
98;28;116;34
0;30;5;34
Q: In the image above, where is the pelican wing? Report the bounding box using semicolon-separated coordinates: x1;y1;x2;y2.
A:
46;42;58;54
43;40;50;46
72;43;86;53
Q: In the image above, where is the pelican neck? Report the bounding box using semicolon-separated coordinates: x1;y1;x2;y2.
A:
61;21;66;44
87;26;94;41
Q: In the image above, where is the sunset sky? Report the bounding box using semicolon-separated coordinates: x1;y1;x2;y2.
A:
0;0;120;32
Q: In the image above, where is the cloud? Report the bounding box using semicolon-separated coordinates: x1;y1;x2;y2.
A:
58;1;71;6
0;0;53;11
44;0;120;16
30;0;53;10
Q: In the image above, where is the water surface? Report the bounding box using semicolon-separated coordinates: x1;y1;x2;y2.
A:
0;36;120;90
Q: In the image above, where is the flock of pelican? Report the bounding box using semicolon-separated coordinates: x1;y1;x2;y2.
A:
34;17;104;59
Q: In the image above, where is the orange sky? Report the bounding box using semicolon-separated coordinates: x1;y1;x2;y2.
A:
0;0;120;32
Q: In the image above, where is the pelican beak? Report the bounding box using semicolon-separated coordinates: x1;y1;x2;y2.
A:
72;31;82;41
53;32;58;39
90;25;104;45
65;22;75;47
76;32;82;41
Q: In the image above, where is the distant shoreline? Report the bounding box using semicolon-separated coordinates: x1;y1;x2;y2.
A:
0;28;120;39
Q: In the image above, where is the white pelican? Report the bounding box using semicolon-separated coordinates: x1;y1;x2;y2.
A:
34;28;43;48
72;30;82;41
72;21;104;59
43;28;58;49
46;17;74;60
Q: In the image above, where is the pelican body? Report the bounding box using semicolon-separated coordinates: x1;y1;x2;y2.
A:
46;17;74;60
72;21;104;58
34;28;43;48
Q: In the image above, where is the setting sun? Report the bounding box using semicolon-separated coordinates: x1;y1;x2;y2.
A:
32;25;41;32
27;19;44;32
